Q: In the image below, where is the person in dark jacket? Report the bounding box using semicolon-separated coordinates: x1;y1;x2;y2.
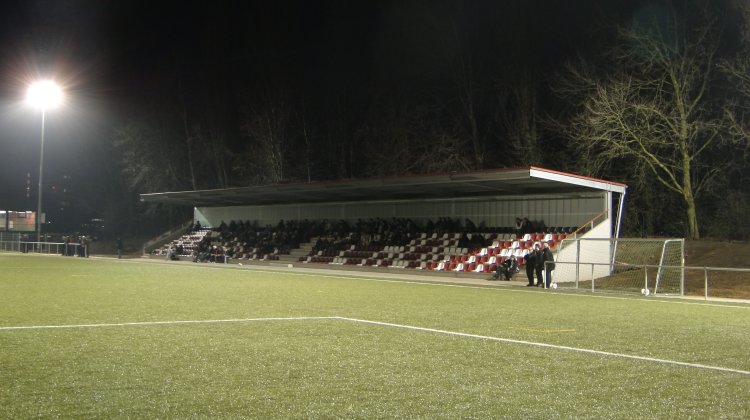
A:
491;255;519;281
533;244;545;287
524;249;537;286
542;242;555;288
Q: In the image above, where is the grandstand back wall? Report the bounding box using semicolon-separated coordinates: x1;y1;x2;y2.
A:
194;192;612;231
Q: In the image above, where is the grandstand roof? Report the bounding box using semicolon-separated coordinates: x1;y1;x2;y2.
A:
139;166;627;207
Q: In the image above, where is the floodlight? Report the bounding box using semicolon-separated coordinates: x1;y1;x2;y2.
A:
26;80;63;110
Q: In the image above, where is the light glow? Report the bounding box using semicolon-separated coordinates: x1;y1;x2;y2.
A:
26;80;63;110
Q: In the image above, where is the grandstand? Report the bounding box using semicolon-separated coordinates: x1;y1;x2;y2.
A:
150;222;571;274
141;167;628;279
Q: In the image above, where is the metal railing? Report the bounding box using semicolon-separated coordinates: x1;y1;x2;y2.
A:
1;241;87;256
550;261;750;300
570;209;609;237
142;220;194;255
0;232;22;250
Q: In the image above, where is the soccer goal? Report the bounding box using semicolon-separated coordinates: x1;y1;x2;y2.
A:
551;238;685;296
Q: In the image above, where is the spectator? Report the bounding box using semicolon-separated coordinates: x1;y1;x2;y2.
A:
521;217;532;234
458;232;470;248
524;250;536;287
210;245;225;263
542;242;555;288
533;244;544;287
166;244;180;261
490;255;519;281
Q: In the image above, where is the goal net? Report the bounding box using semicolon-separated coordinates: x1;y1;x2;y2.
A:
551;238;684;296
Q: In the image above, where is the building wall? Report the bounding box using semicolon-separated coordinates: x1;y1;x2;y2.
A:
194;191;612;232
552;220;614;284
0;210;36;232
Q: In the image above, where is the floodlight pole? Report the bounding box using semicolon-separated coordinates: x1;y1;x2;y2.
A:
28;80;62;248
35;109;46;246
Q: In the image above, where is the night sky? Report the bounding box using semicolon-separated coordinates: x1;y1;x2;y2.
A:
0;0;736;233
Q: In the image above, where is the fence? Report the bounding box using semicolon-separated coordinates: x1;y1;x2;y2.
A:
549;261;750;300
1;241;70;255
0;232;22;252
0;232;86;256
553;237;684;291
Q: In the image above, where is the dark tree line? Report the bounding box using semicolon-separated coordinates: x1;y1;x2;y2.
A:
104;0;750;240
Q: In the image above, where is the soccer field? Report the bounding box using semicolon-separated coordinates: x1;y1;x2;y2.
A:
1;255;748;418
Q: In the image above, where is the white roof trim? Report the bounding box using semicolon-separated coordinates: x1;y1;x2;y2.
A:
529;167;627;194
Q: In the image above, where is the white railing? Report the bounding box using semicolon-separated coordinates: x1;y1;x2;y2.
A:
142;220;195;255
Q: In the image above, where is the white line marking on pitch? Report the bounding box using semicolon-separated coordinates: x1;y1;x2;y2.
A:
334;317;750;377
0;316;338;331
1;315;748;376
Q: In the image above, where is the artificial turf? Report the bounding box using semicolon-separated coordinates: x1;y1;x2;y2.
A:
1;255;748;418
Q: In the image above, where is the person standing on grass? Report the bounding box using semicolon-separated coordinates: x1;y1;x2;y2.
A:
542;242;555;288
524;249;536;286
533;244;544;287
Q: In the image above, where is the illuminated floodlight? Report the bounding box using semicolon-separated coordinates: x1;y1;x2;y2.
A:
26;80;64;110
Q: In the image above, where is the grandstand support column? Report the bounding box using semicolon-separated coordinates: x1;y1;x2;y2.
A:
611;190;628;271
614;190;627;240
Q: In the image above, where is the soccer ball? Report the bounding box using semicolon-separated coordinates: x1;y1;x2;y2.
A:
641;288;650;296
551;283;558;289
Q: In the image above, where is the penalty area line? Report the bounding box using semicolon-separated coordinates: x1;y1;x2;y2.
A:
336;317;750;377
0;316;339;331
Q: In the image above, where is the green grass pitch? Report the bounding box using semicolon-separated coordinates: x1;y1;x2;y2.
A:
1;254;749;418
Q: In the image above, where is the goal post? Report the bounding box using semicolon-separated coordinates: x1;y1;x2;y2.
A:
654;239;685;295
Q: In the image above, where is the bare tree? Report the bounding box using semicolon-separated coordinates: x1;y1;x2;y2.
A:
359;103;475;177
181;108;198;190
452;52;484;167
495;78;543;166
555;10;730;239
112;123;186;193
185;123;230;189
720;1;750;156
300;104;313;183
236;98;291;185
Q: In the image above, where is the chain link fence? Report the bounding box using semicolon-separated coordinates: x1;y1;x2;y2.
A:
550;261;750;300
549;238;749;299
551;237;684;293
0;232;23;252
